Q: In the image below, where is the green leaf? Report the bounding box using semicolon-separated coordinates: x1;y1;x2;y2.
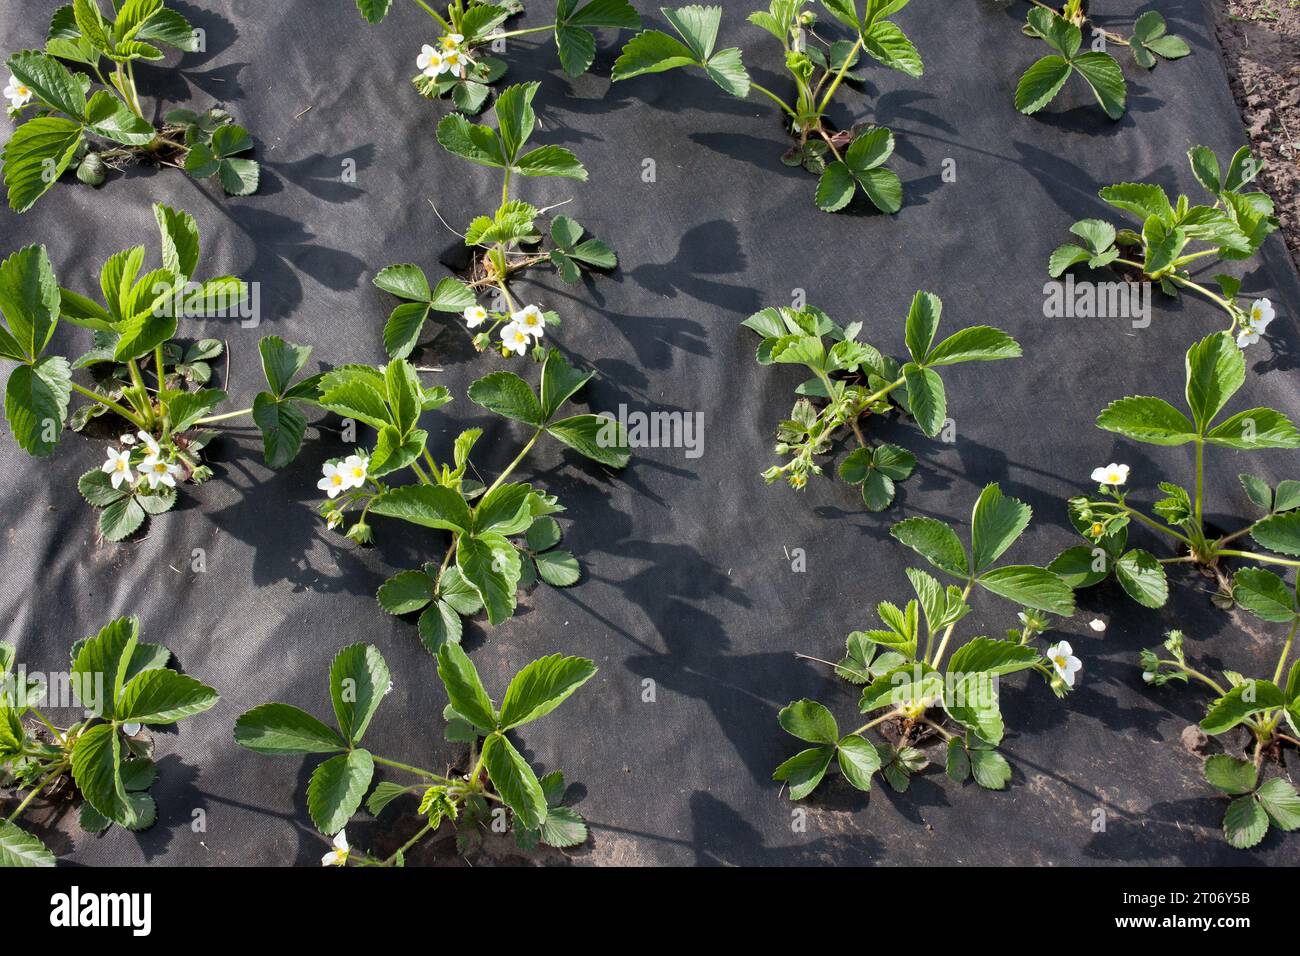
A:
1252;512;1300;557
71;616;139;719
5;356;71;457
1224;794;1268;849
417;600;463;653
1240;473;1273;511
1205;408;1300;450
8;49;87;119
456;532;521;626
539;348;593;421
1204;754;1257;795
891;516;968;577
3;117;85;213
1100;182;1174;223
815;161;855;213
1027;7;1081;56
946;738;970;782
554;0;640;76
1189;146;1221;194
1072;52;1126;120
377;569;435;616
71;723;133;827
948;637;1040;676
1276;481;1300;512
772;745;834;800
329;643;390;745
99;495;145;541
535;550;580;587
307;749;374;836
611;30;699;81
1233;568;1297;623
1114;549;1168;608
925;326;1021;366
1015;55;1072;115
483;733;547;829
904;290;941;364
862;19;922;77
836;734;881;790
978;565;1076;615
499;654;597;729
547;414;631;467
1201;680;1287;734
1096;396;1197;446
1185;332;1244;432
970;483;1031;573
0;821;55;867
252;393;309;470
943;672;1004;744
233;702;347;755
468;370;544;425
1256;778;1300;831
778;699;839;745
369;484;472;534
969;748;1011;790
902;364;946;437
0;244;60;362
355;0;394;24
539;805;588;847
117;669;218;724
436;642;497;732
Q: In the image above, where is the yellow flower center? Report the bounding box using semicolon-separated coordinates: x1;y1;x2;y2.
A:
441;36;458;50
1054;656;1068;670
352;468;365;479
332;474;343;486
1090;522;1104;536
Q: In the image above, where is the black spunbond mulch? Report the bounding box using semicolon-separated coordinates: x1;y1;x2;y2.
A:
1;0;1299;866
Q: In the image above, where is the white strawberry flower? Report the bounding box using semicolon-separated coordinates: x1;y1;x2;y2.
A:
137;431;161;457
442;48;468;78
318;461;348;499
1046;641;1082;688
463;304;488;328
511;305;546;339
342;454;369;489
1236;298;1275;348
3;75;32;110
418;44;447;76
501;322;530;356
101;448;134;489
1090;463;1129;487
138;455;181;490
321;831;349;867
439;33;464;51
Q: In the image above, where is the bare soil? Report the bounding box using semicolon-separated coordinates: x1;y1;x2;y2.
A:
1212;0;1300;267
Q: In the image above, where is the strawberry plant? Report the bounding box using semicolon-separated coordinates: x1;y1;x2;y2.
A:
1142;625;1300;848
3;0;260;212
775;485;1077;799
376;82;616;361
1014;1;1188;120
235;641;595;863
353;0;641;113
0;617;219;867
1051;332;1300;611
743;292;1021;509
0;204;321;540
314;347;629;652
612;2;925;213
1049;146;1279;339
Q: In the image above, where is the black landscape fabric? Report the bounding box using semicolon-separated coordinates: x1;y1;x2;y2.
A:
1;0;1299;866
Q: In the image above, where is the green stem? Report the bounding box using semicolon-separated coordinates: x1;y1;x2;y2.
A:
382;821;435;866
490;24;556;39
68;381;148;430
371;755;450;784
1218;549;1300;569
408;0;452;30
483;430;541;497
1272;619;1299;686
1193;439;1204;530
849;709;905;738
815;36;864;116
194;407;253;425
3;763;66;825
1159;659;1227;697
748;81;798;118
929;581;975;668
